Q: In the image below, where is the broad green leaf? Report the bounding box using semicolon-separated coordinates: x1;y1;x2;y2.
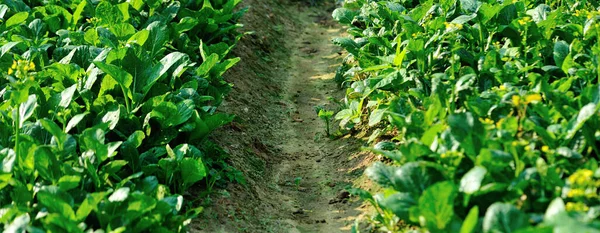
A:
71;1;86;26
365;162;396;188
37;188;76;220
460;0;481;14
6;12;29;27
18;95;37;128
417;181;457;231
58;176;81;191
127;29;149;46
101;106;120;130
379;192;417;221
553;41;569;68
332;8;357;24
460;206;479;233
65;113;87;133
196;53;219;77
181;157;207;186
1;42;20;58
109;187;130;202
59;84;77;108
368;108;386;126
4;214;30;233
1;148;16;173
0;5;8;19
76;192;106;221
460;166;487;194
565;103;599;140
94;61;133;90
483;203;528;233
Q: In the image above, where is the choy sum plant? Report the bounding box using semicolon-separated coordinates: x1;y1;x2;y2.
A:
0;0;245;231
333;0;600;232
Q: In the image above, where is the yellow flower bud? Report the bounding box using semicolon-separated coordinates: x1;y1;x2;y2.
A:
541;145;550;152
8;68;13;75
525;94;542;104
512;95;521;106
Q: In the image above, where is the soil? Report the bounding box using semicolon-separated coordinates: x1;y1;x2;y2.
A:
189;1;376;232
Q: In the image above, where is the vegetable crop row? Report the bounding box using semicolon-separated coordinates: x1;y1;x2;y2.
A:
0;0;245;232
332;0;600;232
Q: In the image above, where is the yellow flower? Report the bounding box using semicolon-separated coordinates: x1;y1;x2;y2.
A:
8;68;13;75
568;169;594;186
525;94;542;104
566;202;589;212
567;188;585;197
11;60;17;69
499;84;506;91
541;145;550;152
444;22;463;31
496;118;505;128
512;95;521;106
28;61;35;70
483;118;494;124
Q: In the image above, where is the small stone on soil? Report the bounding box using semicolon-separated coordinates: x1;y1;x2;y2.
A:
292;208;304;215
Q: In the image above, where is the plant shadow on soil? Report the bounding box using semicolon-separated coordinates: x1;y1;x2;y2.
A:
189;1;377;232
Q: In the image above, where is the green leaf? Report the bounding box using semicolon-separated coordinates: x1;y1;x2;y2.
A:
196;53;219;77
460;166;487;194
59;84;77;108
101;105;120;130
332;8;357;24
565;103;599;140
553;41;569;68
94;61;133;90
368;108;387;127
4;214;30;233
333;37;360;55
58;176;81;191
127;29;149;46
544;198;566;225
181;157;207;186
460;206;479;233
1;42;20;58
109;187;130;202
1;148;16;173
417;181;457;231
460;0;481;14
18;95;37;128
37;188;76;220
76;192;106;221
95;1;122;25
6;12;29;28
366;162;445;195
483;203;529;233
379;192;417;221
144;21;169;58
65;113;87;133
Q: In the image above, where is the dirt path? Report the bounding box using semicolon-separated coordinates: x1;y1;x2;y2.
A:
193;2;373;232
266;5;363;233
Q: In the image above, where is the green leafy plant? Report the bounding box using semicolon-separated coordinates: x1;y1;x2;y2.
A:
0;0;245;231
332;0;600;232
315;105;334;136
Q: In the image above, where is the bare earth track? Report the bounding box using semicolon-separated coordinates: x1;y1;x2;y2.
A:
269;6;362;233
192;1;374;232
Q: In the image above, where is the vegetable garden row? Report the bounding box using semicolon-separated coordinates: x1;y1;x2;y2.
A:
0;0;245;232
332;0;600;232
